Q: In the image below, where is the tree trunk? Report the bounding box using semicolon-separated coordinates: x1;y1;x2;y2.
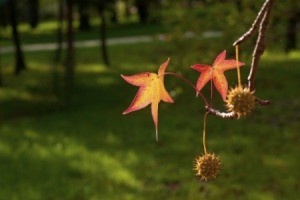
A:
54;0;64;62
65;0;74;105
285;11;299;52
51;0;64;96
98;4;110;66
135;0;149;24
28;0;39;28
78;5;91;31
0;44;3;87
9;0;26;75
235;0;242;12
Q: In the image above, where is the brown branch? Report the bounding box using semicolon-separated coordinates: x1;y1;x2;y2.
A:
207;0;274;119
248;0;274;91
205;96;271;119
233;0;272;46
206;106;236;119
255;98;271;105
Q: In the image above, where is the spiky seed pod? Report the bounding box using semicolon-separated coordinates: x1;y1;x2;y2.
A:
226;86;256;118
194;153;221;181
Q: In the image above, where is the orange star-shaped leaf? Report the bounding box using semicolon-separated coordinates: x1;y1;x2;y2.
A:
121;58;174;141
191;50;245;101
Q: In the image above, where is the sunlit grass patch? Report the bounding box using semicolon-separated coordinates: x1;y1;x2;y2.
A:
262;50;300;61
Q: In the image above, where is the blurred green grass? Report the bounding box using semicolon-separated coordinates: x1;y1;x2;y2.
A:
0;42;299;199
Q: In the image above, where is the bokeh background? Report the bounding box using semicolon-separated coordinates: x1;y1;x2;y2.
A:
0;0;299;199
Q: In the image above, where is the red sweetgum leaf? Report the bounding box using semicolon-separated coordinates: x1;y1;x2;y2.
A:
191;50;245;101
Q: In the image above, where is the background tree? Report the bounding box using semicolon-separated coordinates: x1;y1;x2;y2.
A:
135;0;149;23
8;0;26;75
28;0;40;29
0;0;9;28
0;39;2;87
0;0;8;86
134;0;163;23
54;0;64;63
284;0;300;52
64;0;75;104
96;0;110;66
77;0;91;31
51;0;64;96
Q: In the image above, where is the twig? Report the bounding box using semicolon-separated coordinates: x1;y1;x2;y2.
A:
205;96;271;119
248;0;274;91
255;98;271;105
207;0;274;119
206;106;236;119
203;112;208;154
233;0;272;46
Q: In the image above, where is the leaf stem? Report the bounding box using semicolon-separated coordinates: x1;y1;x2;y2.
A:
235;45;242;87
210;70;213;106
233;0;272;46
203;112;208;155
162;72;210;107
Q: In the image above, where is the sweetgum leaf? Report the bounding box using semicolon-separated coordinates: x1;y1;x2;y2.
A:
191;50;245;101
121;58;174;141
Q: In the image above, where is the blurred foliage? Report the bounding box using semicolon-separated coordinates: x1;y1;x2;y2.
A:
157;0;299;69
159;1;248;69
1;0;298;51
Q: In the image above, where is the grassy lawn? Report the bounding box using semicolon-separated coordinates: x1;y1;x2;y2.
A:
0;19;165;47
0;42;299;199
